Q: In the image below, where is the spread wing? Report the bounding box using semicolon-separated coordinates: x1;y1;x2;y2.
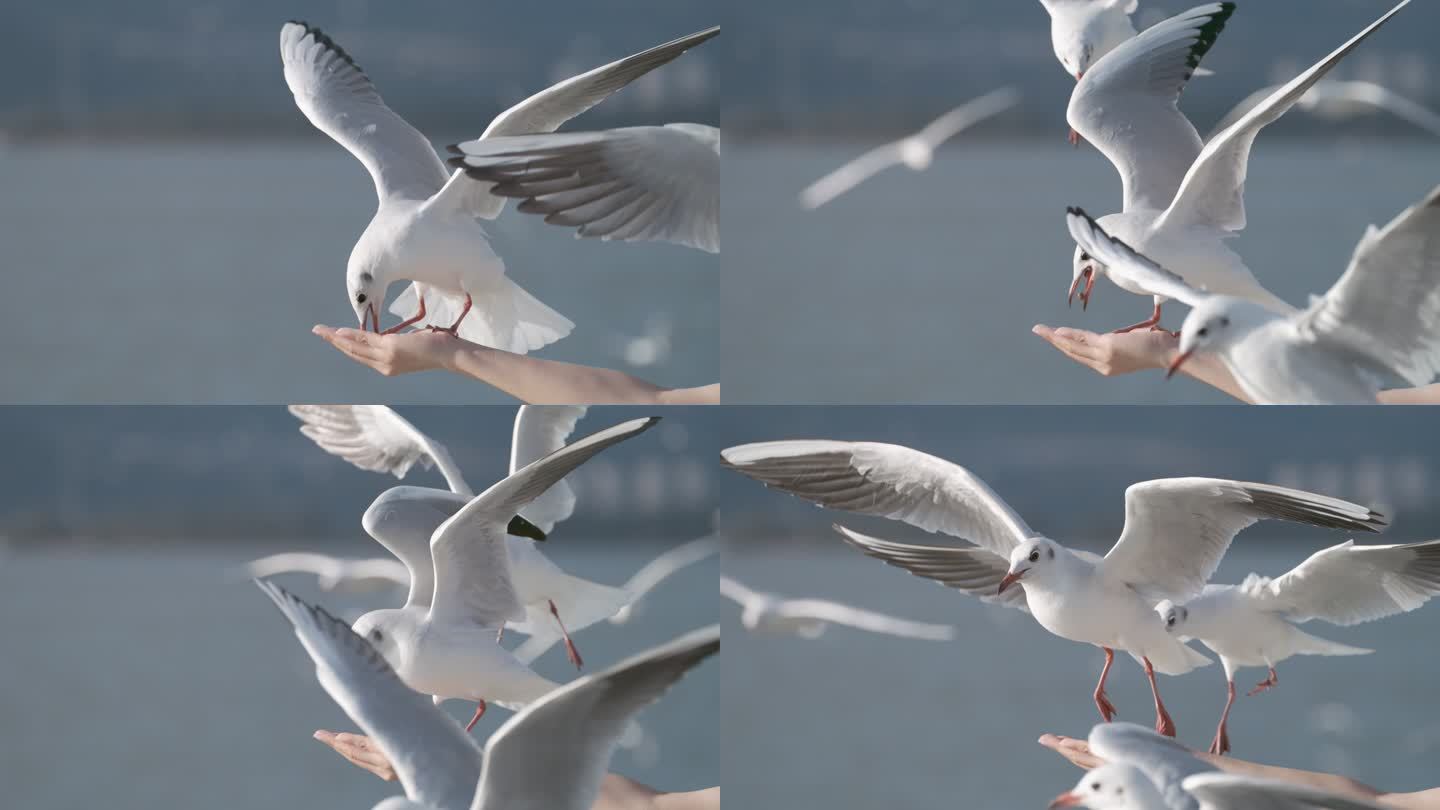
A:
1155;1;1411;233
1066;4;1232;212
774;598;957;641
429;418;659;627
426;26;720;221
1297;185;1440;387
450;125;719;252
256;580;480;809
1240;538;1440;625
1101;478;1385;602
473;626;718;810
833;525;1029;612
289;405;471;496
1182;773;1389;810
721;440;1035;558
278;22;448;204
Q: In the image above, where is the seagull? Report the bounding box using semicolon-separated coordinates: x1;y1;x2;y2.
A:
608;527;721;625
1039;0;1139;82
720;575;956;641
345;416;659;732
1210;79;1440;141
721;440;1386;737
1156;538;1440;755
797;88;1020;209
256;578;717;810
1181;772;1390;810
1065;181;1440;404
448;124;720;253
1066;1;1410;333
242;552;408;594
1056;722;1216;810
278;22;717;349
290;404;638;667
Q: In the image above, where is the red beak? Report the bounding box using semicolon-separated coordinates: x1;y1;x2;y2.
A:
368;303;381;333
1049;792;1083;809
1068;267;1095;310
998;569;1027;594
1165;348;1194;380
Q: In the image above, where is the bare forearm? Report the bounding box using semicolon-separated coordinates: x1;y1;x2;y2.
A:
444;343;718;405
1379;383;1440;404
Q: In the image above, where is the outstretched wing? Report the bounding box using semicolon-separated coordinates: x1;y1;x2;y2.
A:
289;405;471;495
1241;538;1440;625
279;22;448;204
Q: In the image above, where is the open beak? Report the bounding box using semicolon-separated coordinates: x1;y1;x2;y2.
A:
1049;792;1083;809
1165;348;1194;380
1068;267;1095;310
998;568;1027;594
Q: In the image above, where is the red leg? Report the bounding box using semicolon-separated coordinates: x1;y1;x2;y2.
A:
1143;657;1177;737
1068;128;1082;148
550;599;583;671
1209;680;1236;755
496;626;505;644
464;699;487;732
1247;667;1278;697
1112;301;1163;334
1094;647;1118;722
426;293;473;337
381;295;427;335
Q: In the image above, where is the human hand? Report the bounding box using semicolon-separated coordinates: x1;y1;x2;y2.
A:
313;325;460;377
1038;733;1106;770
314;729;397;781
1032;325;1177;378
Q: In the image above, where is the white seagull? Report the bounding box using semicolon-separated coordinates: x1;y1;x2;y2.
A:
721;440;1386;737
1210;79;1440;141
1065;181;1440;404
279;23;717;349
257;577;717;810
242;552;408;594
1052;723;1216;810
797;88;1020;209
1039;0;1138;82
290;404;638;667
345;416;659;731
1066;1;1410;333
448;124;720;253
1156;538;1440;755
720;575;956;641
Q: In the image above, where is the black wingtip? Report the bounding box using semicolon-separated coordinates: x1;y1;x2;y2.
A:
284;20;365;74
507;514;548;542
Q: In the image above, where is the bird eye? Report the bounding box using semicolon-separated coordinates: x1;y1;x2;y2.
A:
356;293;368;304
370;629;383;642
1166;615;1176;626
1079;251;1091;262
1028;550;1040;563
1092;782;1101;792
1197;327;1209;337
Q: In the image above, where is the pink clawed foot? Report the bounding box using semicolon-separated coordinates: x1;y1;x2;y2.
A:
382;296;428;335
424;293;474;338
1112;302;1164;334
1210;680;1237;755
549;599;583;671
1093;647;1118;722
464;699;487;732
1143;657;1177;738
1247;667;1278;697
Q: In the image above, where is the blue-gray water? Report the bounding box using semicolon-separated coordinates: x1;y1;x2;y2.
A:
0;541;718;808
724;542;1440;809
724;139;1439;403
0;143;717;403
